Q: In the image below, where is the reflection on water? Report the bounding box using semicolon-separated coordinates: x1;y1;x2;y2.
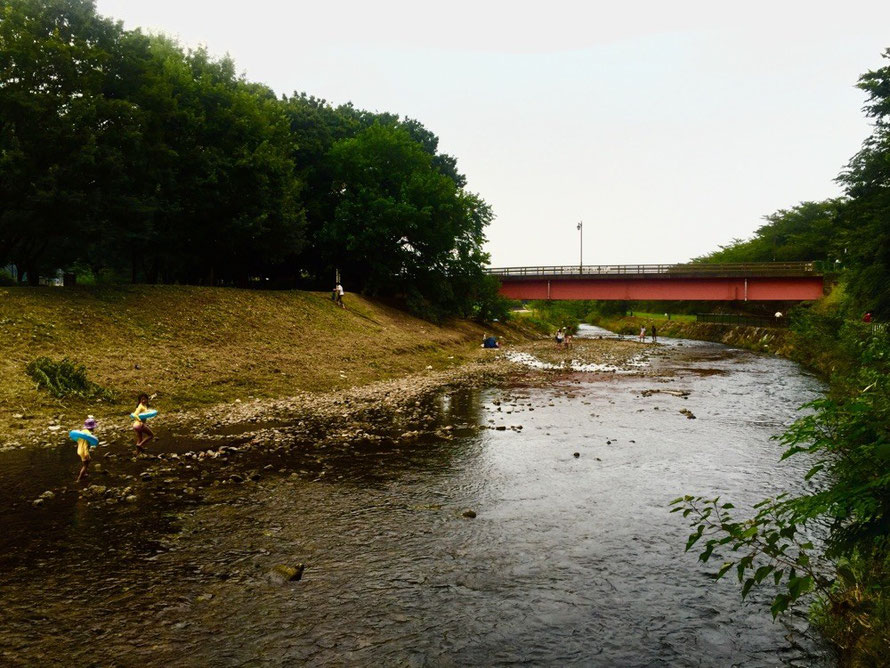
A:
0;328;830;666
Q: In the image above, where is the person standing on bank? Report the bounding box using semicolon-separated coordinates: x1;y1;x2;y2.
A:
335;283;345;309
651;324;657;343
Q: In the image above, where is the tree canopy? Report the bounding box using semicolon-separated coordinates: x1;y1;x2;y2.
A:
0;0;499;319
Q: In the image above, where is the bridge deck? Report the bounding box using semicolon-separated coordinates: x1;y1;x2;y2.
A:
488;262;824;301
487;261;820;279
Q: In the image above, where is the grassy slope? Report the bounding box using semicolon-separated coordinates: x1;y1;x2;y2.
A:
0;286;533;444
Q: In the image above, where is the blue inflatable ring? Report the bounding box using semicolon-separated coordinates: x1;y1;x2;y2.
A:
69;430;99;447
130;410;158;421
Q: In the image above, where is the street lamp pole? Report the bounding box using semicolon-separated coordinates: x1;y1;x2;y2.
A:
577;220;583;272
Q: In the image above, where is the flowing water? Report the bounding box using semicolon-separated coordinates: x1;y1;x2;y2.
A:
0;326;831;666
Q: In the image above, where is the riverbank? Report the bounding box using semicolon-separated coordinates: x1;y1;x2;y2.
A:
590;314;794;356
2;333;647;511
0;285;543;450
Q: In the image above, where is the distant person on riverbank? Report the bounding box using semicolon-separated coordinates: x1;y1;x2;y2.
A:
555;328;565;347
565;332;573;349
132;393;155;453
482;334;499;348
334;283;345;309
651;324;657;343
75;416;97;482
638;325;646;342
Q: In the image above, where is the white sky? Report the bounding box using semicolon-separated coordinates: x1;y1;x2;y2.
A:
97;0;890;267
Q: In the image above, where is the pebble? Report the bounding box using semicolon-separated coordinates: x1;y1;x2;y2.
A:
573;452;580;458
269;563;305;583
462;509;477;518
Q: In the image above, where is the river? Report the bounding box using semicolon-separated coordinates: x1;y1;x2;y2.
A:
0;325;831;666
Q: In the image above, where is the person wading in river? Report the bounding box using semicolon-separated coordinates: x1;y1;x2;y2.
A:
132;393;155;453
75;416;97;482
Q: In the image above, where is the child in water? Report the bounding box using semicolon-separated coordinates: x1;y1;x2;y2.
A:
76;416;97;482
132;393;155;453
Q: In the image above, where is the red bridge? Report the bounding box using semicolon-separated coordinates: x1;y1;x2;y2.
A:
489;262;825;301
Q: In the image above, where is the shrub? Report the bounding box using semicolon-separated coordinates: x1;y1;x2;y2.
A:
25;357;116;401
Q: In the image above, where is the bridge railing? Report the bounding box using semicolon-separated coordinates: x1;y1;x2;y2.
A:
486;261;818;278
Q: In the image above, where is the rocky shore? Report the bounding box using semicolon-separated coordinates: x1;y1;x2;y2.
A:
8;337;648;509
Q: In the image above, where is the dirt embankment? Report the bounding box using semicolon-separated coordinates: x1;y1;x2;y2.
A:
0;285;541;449
591;315;794;356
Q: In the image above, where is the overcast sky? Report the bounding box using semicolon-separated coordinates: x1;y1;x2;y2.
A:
97;1;890;267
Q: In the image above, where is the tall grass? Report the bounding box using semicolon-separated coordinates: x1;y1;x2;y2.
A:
25;357;116;401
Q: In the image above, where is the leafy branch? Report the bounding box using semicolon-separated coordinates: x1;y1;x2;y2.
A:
671;494;831;617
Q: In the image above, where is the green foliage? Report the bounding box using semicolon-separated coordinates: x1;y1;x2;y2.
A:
468;276;514;323
0;0;494;319
585;300;629;318
25;356;115;400
810;552;890;662
526;300;594;332
671;493;825;618
694;200;842;265
836;49;890;316
320;123;492;317
515;314;553;335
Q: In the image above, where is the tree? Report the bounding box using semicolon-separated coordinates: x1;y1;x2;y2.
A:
837;48;890;316
0;0;129;282
694;200;842;265
322;123;491;318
